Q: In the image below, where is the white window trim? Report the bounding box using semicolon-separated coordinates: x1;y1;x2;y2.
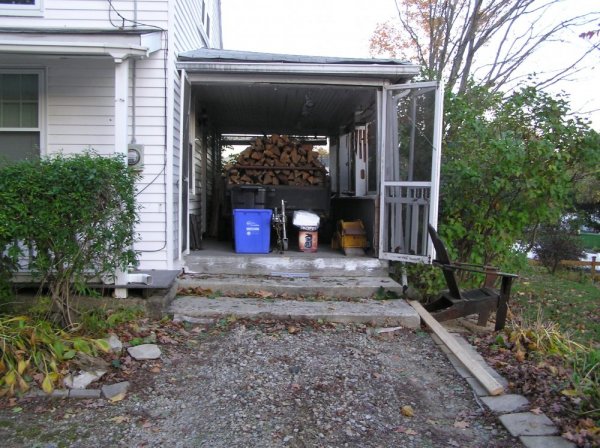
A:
0;68;46;157
0;0;44;17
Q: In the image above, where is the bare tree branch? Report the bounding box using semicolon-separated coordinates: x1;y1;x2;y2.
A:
369;0;600;94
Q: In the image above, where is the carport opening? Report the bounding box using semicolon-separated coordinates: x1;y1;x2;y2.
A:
188;81;382;255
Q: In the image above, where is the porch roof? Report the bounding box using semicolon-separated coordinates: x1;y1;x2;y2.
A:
177;48;420;84
0;28;162;60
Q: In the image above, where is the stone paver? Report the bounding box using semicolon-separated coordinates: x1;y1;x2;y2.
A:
481;394;530;414
68;389;101;399
466;377;489;397
499;412;559;437
519;435;576;448
101;381;130;400
127;344;161;360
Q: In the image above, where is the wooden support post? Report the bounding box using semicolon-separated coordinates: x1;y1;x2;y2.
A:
409;300;504;396
591;256;597;283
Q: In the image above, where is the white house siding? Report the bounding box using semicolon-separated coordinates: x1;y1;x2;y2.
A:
1;0;222;269
0;0;168;29
132;49;170;269
170;0;222;259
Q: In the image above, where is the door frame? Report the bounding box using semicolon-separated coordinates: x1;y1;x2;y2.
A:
378;81;444;263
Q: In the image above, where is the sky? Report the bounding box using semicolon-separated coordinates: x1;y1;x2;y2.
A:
220;0;600;130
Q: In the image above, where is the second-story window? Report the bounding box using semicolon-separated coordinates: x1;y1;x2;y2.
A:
0;0;43;16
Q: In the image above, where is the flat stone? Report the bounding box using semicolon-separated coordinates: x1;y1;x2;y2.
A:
520;436;576;448
499;412;559;437
106;334;123;352
128;344;161;360
69;389;101;399
64;370;106;389
481;394;530;414
172;315;216;325
446;353;473;379
50;389;69;398
170;296;420;328
465;377;489;397
102;381;130;400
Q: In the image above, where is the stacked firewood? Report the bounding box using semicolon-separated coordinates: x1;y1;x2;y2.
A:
227;134;327;186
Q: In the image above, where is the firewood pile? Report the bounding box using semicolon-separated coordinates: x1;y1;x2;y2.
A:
226;134;327;186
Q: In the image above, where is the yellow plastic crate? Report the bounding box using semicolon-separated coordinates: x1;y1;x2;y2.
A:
337;220;367;249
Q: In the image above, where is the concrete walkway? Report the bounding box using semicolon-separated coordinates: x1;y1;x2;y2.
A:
170;296;420;328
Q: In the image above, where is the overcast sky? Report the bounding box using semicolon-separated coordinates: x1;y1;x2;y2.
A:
220;0;599;129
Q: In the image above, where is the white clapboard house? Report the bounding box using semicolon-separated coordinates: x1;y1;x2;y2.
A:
0;0;443;287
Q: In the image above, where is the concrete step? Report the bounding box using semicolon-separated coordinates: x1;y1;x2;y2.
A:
178;273;403;299
170;296;420;328
183;253;391;278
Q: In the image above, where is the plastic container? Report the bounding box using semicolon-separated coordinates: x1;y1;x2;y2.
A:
233;209;272;253
298;230;318;253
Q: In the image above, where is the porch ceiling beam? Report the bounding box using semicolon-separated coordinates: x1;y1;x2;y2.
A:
0;32;161;59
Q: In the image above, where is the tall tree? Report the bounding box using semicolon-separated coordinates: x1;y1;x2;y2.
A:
370;0;600;93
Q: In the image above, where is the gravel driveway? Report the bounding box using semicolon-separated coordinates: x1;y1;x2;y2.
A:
1;322;520;447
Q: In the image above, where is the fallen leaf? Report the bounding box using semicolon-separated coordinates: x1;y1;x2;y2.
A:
561;389;579;397
530;407;543;415
401;405;414;417
453;420;469;429
109;392;126;403
255;290;274;298
110;415;129;424
515;350;526;362
150;367;161;373
405;428;418;435
287;326;300;335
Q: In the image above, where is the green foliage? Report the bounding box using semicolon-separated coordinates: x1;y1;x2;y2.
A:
0;153;139;326
79;306;144;337
440;84;600;266
570;348;600;417
533;226;585;274
0;315;110;396
390;262;445;301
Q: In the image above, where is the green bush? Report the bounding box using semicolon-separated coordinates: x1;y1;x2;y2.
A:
533;226;585;274
0;153;139;326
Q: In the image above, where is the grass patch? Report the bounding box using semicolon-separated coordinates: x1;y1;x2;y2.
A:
511;265;599;346
579;232;600;252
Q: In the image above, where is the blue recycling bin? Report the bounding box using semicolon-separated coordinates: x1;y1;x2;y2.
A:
233;209;272;254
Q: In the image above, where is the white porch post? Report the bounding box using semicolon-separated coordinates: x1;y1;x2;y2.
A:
114;58;130;299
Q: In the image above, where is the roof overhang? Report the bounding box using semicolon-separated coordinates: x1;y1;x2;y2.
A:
0;29;162;60
177;48;420;85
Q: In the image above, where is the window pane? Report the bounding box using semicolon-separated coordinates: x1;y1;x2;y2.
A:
1;75;21;101
2;103;20;127
0;73;39;129
0;131;39;164
20;75;38;100
21;103;38;127
0;1;36;4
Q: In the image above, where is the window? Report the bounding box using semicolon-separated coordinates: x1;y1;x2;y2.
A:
0;71;42;163
0;0;43;16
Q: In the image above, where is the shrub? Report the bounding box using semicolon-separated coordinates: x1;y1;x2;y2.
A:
0;153;139;326
533;225;585;274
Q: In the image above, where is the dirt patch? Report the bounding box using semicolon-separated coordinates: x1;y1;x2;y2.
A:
0;321;520;447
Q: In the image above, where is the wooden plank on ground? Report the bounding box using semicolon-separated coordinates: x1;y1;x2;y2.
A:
409;300;504;396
